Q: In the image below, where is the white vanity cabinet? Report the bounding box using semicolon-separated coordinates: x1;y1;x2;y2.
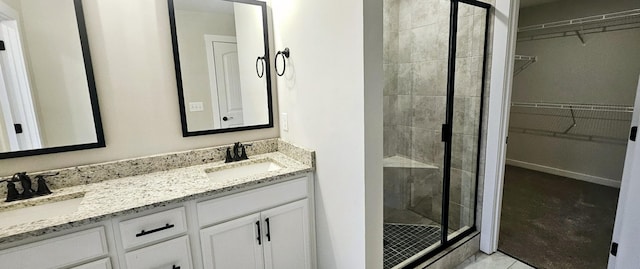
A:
0;174;315;269
0;227;111;269
197;176;314;269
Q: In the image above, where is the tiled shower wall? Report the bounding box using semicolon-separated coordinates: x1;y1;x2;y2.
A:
383;0;489;230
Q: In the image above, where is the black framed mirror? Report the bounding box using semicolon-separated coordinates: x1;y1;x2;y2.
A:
168;0;274;137
0;0;104;159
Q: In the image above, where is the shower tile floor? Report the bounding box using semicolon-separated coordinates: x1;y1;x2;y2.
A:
383;223;441;269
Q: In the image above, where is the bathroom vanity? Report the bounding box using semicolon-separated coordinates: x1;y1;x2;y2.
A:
0;139;316;269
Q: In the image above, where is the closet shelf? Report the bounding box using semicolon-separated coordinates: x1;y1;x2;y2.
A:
510;102;634;144
511;102;634;113
517;8;640;41
515;55;537;61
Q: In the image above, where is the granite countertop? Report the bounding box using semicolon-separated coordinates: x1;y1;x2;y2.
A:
0;140;314;245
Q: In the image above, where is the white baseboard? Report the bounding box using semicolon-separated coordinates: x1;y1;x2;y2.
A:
505;159;621;188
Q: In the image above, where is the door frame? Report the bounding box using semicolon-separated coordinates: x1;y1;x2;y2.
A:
204;34;237;129
480;1;640;265
479;0;519;253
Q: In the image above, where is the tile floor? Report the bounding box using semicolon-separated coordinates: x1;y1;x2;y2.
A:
384;223;441;269
454;252;535;269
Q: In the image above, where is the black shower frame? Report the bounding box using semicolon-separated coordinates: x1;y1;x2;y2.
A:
403;0;491;268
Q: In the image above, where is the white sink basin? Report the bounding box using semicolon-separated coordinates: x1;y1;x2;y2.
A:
206;160;283;182
0;194;84;229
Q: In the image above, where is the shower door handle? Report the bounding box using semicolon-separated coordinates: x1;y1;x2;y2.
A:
441;124;451;143
631;126;637;141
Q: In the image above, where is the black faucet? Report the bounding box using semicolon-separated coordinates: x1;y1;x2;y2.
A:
4;180;19;202
2;172;55;202
13;172;35;200
224;142;252;163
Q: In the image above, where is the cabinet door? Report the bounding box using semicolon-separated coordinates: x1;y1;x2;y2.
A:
124;236;192;269
200;213;264;269
262;199;311;269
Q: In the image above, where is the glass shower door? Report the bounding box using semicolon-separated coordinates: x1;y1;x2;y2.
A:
382;0;491;268
447;0;489;240
382;0;451;267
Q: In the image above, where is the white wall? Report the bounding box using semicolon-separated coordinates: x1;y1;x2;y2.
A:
20;0;96;148
271;0;384;267
507;0;640;183
234;3;269;126
0;0;278;175
175;9;236;132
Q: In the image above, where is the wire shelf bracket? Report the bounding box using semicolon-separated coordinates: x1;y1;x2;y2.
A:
514;55;538;76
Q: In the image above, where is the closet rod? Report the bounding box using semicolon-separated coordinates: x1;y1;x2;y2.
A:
518;8;640;33
511;102;634;113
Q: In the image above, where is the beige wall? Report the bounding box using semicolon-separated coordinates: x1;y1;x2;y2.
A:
0;0;278;175
507;0;640;182
1;0;18;11
21;0;97;148
175;9;236;132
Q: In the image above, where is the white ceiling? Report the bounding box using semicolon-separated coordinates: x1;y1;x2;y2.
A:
520;0;562;8
174;0;234;14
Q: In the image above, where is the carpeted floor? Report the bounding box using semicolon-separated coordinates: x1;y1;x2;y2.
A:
499;166;620;269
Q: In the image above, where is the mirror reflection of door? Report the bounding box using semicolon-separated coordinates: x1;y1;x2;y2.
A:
0;0;103;158
0;4;40;152
171;0;272;135
207;36;244;129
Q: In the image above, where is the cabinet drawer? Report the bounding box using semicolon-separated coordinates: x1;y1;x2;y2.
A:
0;227;108;269
125;236;192;269
197;177;308;227
72;258;112;269
119;207;187;250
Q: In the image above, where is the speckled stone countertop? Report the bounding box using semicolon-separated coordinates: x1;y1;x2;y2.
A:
0;139;315;245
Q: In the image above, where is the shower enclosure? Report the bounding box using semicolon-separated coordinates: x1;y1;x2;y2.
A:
382;0;490;268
